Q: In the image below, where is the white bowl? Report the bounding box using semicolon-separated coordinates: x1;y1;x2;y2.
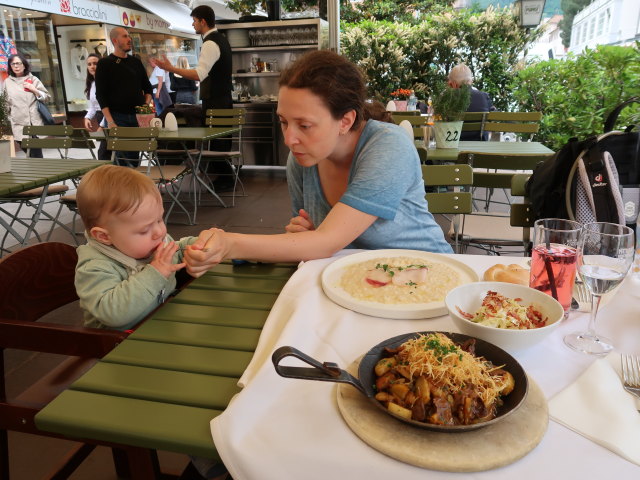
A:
445;282;564;352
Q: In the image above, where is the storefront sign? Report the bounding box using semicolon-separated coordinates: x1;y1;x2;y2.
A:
11;0;120;23
8;0;177;34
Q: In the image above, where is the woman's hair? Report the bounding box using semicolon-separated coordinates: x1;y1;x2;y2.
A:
279;50;367;130
364;100;393;123
7;53;30;77
84;53;100;99
448;64;473;86
77;165;161;230
176;56;190;69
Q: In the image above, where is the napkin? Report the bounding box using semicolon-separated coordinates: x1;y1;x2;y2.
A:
149;117;162;129
385;100;396;111
163;112;178;131
549;353;640;466
398;120;414;141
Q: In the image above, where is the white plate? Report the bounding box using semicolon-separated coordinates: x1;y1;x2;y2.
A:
321;250;479;319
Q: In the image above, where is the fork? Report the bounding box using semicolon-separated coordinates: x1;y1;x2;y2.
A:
620;355;640;403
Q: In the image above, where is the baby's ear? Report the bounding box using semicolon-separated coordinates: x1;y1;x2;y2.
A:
89;226;112;245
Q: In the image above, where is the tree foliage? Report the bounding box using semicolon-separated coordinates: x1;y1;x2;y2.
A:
340;6;540;111
339;0;454;24
511;43;640;150
559;0;591;47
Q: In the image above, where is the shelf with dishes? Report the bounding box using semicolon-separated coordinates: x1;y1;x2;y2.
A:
233;72;281;78
231;44;317;52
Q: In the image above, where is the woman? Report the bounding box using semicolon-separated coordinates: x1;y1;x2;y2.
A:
3;53;50;158
185;50;451;276
82;53;109;160
169;56;198;104
83;53;102;130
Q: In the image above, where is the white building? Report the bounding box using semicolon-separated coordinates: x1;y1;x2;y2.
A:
527;14;567;60
569;0;640;53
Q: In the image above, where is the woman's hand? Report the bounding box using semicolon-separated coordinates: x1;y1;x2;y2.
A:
184;228;227;278
150;241;185;278
83;118;93;130
285;209;315;233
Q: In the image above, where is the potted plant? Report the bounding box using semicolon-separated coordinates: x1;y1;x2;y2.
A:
390;88;412;112
135;103;156;128
431;84;471;149
0;90;13;173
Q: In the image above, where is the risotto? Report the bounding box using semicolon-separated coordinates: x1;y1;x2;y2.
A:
340;256;461;304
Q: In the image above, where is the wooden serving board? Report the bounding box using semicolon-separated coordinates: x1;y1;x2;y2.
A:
336;361;548;472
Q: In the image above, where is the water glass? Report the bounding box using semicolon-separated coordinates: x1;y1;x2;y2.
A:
529;218;582;314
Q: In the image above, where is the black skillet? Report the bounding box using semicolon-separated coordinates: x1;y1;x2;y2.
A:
272;331;528;432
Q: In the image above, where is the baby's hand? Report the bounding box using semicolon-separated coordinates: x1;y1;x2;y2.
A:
150;241;185;278
285;209;315;233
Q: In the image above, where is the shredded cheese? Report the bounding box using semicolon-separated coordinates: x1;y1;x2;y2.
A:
396;333;506;407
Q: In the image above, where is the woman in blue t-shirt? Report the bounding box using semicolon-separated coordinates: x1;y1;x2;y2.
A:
184;50;451;274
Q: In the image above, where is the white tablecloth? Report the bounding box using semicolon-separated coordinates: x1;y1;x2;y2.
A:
211;252;640;479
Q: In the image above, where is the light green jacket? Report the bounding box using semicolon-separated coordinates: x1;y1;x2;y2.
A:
75;234;196;330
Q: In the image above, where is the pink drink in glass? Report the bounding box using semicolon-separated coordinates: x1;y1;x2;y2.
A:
530;243;578;312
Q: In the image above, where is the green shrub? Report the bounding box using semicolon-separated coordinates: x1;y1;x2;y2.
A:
432;84;471;121
511;43;640;150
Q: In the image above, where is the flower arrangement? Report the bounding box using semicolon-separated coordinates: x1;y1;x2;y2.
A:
135;103;156;115
390;88;412;100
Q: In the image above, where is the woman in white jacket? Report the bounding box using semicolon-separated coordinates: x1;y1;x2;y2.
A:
4;53;50;157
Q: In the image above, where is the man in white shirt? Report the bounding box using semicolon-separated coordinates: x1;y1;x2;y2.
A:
154;5;234;190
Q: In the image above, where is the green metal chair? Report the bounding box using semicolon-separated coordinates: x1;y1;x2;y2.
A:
483;111;542;141
454;152;545;255
421;163;473;253
201;108;246;206
392;114;428;141
106;127;193;224
461;111;487;138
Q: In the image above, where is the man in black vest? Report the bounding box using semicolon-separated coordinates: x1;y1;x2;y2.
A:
154;5;234;190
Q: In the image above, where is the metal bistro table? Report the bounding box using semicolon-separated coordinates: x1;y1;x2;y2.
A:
92;127;239;222
419;140;554;163
0;157;105;252
35;260;299;477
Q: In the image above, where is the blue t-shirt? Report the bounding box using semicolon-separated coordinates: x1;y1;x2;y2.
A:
286;119;452;253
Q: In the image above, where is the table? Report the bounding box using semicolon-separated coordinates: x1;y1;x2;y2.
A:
91;127;239;222
0;157;104;251
207;252;639;480
419;140;554;163
35;260;298;475
35;253;640;479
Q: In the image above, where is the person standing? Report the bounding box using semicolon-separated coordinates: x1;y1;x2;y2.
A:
83;53;110;160
153;5;234;190
447;63;495;141
95;26;152;166
95;26;152;128
3;53;50;158
170;56;198;105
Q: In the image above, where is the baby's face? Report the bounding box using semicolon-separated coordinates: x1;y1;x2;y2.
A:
104;194;167;259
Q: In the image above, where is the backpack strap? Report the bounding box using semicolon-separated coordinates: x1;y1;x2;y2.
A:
604;97;640;132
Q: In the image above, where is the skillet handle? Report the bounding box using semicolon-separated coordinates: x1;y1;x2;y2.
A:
271;346;368;395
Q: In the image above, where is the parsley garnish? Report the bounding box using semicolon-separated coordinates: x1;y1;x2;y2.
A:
422;336;460;362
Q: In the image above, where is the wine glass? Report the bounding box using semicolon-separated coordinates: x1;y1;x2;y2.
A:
564;222;635;356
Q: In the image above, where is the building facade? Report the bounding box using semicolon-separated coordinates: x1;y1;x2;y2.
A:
569;0;640;53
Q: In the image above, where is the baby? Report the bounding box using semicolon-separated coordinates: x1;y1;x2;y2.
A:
74;164;211;330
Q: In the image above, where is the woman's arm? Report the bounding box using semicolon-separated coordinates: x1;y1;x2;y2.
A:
184;203;377;277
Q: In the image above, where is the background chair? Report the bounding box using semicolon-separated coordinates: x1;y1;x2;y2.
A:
422;163;473;253
461;111;487;141
483;111;542;142
0;243;129;479
106;126;192;224
22;125;100;239
453;152;544;255
201;108;246;206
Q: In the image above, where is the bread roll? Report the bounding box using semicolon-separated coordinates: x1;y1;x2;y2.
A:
483;264;530;286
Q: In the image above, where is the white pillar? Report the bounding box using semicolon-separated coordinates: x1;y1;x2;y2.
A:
327;0;340;52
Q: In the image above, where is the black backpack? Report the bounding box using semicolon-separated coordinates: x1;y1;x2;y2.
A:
526;97;640;225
